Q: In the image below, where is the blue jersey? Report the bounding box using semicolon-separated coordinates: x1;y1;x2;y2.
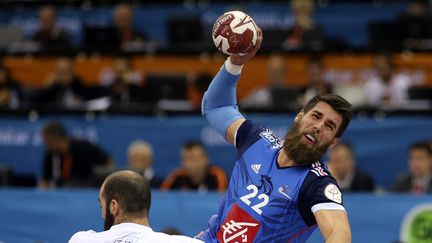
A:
200;120;345;243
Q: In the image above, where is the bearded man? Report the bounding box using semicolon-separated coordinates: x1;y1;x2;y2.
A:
69;170;202;243
198;28;353;243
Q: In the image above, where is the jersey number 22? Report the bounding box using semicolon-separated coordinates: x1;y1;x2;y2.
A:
240;184;269;215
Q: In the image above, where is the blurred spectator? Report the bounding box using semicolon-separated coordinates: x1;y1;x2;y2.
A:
39;122;112;189
36;58;85;108
392;141;432;194
127;140;163;188
98;57;145;104
0;65;22;109
399;0;432;50
161;140;227;192
362;53;421;108
327;142;375;192
301;55;332;105
99;57;142;87
406;0;430;17
283;0;324;51
241;54;288;109
32;5;70;50
112;3;147;48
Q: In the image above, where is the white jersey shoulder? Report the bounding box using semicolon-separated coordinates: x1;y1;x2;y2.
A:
69;230;99;243
68;223;203;243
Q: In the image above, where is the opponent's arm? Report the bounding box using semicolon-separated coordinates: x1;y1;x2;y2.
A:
202;29;263;145
314;210;351;243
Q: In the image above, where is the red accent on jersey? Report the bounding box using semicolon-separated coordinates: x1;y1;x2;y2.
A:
216;204;261;243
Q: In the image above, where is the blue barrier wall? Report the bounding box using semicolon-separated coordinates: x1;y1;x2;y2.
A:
0;189;431;243
0;115;432;189
0;3;407;47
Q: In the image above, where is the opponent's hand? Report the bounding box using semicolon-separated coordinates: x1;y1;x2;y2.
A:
229;27;263;66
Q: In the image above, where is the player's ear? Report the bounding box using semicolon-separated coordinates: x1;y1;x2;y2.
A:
328;137;340;149
294;110;304;123
110;199;120;216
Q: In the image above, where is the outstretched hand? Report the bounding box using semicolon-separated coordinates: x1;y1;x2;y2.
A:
229;27;263;66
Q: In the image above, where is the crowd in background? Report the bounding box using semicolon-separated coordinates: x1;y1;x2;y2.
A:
0;1;431;112
1;120;431;195
0;0;432;194
0;51;430;112
0;0;431;52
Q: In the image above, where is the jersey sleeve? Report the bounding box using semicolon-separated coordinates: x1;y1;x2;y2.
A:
235;120;265;156
297;171;345;226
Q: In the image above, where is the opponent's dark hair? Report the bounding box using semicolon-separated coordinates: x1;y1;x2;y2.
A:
42;122;67;138
302;94;352;138
102;171;151;218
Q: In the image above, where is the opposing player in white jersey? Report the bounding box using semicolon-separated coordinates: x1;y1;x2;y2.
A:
69;170;203;243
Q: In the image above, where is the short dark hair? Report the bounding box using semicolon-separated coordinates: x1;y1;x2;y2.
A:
42;122;67;138
332;141;355;159
409;141;432;156
302;94;352;138
102;171;151;217
182;140;206;151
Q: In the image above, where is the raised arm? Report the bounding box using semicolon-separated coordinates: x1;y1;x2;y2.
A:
202;29;263;145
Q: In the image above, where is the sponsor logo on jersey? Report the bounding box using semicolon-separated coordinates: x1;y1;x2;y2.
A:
259;129;283;150
217;204;261;243
311;162;328;176
251;163;261;174
278;185;293;200
221;220;259;243
324;184;342;204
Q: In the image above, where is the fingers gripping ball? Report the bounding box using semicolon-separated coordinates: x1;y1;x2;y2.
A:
212;11;258;56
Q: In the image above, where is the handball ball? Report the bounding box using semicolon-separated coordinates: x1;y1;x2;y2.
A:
212;10;258;56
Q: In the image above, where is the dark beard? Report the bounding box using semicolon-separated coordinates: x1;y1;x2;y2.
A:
282;122;329;166
104;203;115;231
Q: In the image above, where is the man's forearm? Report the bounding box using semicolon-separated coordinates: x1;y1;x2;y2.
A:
201;60;244;137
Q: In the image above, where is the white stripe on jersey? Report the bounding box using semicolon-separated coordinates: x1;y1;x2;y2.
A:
310;162;328;176
311;202;346;214
233;127;239;148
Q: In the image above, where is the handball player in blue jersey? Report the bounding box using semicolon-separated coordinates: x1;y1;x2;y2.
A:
199;29;352;243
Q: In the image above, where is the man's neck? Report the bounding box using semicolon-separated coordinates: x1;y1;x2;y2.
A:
191;167;208;185
118;216;150;228
338;169;355;190
414;173;432;182
277;150;297;167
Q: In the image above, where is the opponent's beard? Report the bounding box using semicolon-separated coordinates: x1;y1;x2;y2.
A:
104;205;115;231
283;122;329;166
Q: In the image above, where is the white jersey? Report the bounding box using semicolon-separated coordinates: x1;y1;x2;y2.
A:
69;223;203;243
